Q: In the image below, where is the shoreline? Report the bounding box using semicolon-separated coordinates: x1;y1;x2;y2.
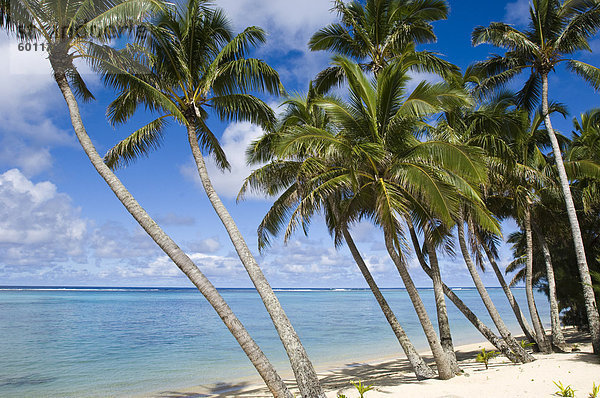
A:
147;327;598;398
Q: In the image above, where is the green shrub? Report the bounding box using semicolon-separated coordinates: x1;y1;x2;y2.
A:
554;381;576;397
589;382;599;398
475;348;500;370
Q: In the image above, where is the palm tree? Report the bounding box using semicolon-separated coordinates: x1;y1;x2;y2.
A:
406;222;520;362
248;56;485;379
404;219;460;371
471;0;600;353
482;107;558;353
94;1;325;396
308;0;458;91
0;0;293;396
455;207;535;363
242;86;437;380
430;77;539;359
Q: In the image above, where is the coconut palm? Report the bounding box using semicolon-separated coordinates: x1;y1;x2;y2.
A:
430;77;539;359
246;56;487;379
242;85;437;380
406;219;460;370
405;222;520;361
0;0;293;396
308;0;458;92
471;0;600;353
91;1;325;395
479;106;560;353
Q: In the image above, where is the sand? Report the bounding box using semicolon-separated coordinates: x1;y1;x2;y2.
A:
150;328;600;398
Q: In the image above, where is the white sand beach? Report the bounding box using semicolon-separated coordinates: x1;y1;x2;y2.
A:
152;328;599;398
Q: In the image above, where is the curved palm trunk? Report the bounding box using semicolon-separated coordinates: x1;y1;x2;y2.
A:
542;73;600;354
186;126;324;398
406;223;518;362
523;208;552;354
456;216;535;363
384;231;454;380
343;229;436;380
533;223;567;351
477;234;536;343
53;70;292;398
423;235;460;373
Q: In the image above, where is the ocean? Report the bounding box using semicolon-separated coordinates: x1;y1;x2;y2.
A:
0;286;551;397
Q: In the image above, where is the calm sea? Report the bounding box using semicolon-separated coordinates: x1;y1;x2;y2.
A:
0;286;550;397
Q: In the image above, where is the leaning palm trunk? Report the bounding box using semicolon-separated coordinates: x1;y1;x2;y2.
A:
542;73;600;354
523;207;552;353
478;235;536;344
186;126;324;398
343;229;436;380
384;231;454;380
456;216;535;363
423;235;460;374
406;224;518;362
52;69;292;398
533;223;567;351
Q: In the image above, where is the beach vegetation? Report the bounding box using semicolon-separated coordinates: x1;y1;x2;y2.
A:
350;380;374;398
554;381;576;397
589;382;599;398
475;348;500;370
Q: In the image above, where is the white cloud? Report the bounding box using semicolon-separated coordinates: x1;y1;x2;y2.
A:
0;34;76;176
180;121;268;199
259;238;358;284
215;0;335;89
0;169;87;267
505;0;531;26
217;0;334;50
187;237;221;254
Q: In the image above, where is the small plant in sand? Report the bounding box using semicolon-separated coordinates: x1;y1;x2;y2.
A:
475;348;500;370
350;380;374;398
554;381;576;397
589;382;599;398
520;340;535;350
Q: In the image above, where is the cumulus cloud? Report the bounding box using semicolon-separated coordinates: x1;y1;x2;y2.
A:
0;34;76;176
215;0;335;88
186;237;221;254
217;0;334;50
0;169;87;268
259;238;358;285
505;0;531;26
90;222;160;260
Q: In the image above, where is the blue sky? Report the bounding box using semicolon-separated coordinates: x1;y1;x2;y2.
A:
0;0;598;288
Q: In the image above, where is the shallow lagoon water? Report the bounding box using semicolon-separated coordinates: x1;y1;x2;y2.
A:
0;286;550;397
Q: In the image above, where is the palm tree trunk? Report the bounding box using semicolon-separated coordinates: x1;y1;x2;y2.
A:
186;126;324;398
532;222;567;351
342;229;436;380
406;223;519;362
423;232;460;374
384;230;454;380
523;207;552;353
456;215;535;363
53;70;293;398
477;233;536;344
542;72;600;354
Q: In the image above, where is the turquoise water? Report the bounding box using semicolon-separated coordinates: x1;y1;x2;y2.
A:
0;287;550;397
